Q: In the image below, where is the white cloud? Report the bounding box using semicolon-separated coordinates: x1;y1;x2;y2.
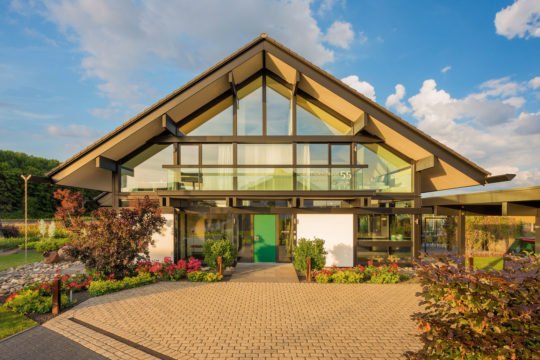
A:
325;21;355;49
394;78;540;187
317;0;345;15
441;65;451;74
529;76;540;89
495;0;540;39
341;75;376;101
385;84;410;114
33;0;339;110
47;124;97;138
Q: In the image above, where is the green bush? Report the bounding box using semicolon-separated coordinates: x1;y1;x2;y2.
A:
0;238;25;250
202;239;237;270
3;289;70;315
187;271;222;282
331;270;364;284
88;272;154;296
293;238;327;272
408;255;540;359
34;238;69;253
19;241;40;250
314;273;331;283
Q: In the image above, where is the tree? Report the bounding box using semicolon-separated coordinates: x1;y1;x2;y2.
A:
54;189;85;228
70;197;166;277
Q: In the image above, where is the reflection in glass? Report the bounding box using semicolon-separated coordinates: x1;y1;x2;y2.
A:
201;144;233;165
357;144;412;192
237;144;292;165
121;144;173;192
186;214;233;258
358;214;411;240
421;215;458;255
237;77;263;135
296;96;351;135
331;144;350;164
200;168;234;190
183;97;233;136
331;168;352;190
169;169;200;191
266;77;292;135
237;168;293;190
277;215;294;262
296;144;328;165
237;215;254;262
180;145;199;165
296;168;329;191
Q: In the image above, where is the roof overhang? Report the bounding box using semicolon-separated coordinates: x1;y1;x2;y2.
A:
48;34;498;193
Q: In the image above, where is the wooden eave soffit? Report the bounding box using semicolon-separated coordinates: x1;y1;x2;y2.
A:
415;155;436;172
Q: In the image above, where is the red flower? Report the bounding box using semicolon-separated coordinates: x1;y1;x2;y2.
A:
367;260;374;266
5;292;18;303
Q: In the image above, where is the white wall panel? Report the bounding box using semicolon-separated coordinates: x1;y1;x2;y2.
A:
296;214;354;267
149;213;174;262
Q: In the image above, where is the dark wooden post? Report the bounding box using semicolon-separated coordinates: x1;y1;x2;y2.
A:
52;278;61;316
468;256;474;271
306;257;312;283
217;256;223;276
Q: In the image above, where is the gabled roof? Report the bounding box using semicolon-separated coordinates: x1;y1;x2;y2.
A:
48;34;498;193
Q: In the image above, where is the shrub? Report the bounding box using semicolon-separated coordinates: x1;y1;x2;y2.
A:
47;222;56;238
331;270;364;284
0;237;25;250
70;197;166;277
0;225;20;238
38;219;47;238
138;257;188;281
314;270;332;283
293;238;327;273
19;240;40;250
187;257;202;272
187;271;222;282
367;263;400;284
202;239;237;270
3;289;70;314
408;255;540;359
35;238;69;253
88;272;154;296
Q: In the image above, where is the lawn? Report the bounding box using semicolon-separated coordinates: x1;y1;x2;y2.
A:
0;306;36;340
474;256;504;271
0;250;43;271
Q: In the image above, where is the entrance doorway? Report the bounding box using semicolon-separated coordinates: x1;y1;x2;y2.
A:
254;214;277;262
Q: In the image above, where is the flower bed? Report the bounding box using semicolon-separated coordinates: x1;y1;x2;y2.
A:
313;261;408;284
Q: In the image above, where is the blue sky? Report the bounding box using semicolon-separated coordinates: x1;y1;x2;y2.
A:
1;0;539;190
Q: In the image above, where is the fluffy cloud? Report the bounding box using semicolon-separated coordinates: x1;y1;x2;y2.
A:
341;75;376;101
385;84;410;114
47;124;97;138
529;76;540;89
33;0;348;109
393;78;540;187
325;21;355;49
495;0;540;39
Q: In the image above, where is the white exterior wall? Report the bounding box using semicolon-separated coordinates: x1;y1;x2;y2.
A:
149;213;174;262
296;214;354;267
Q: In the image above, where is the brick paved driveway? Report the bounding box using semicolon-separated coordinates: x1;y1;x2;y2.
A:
44;281;423;359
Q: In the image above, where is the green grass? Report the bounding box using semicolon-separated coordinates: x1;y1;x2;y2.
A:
474;256;504;271
0;250;43;271
0;306;36;340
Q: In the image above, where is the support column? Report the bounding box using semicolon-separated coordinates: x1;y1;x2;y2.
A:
535;215;540;255
412;166;422;259
457;210;466;255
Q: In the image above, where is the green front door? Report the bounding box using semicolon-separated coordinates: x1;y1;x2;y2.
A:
254;214;276;262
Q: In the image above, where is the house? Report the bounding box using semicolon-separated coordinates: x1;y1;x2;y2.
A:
46;34;512;266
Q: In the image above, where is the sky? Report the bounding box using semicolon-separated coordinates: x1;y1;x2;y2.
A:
0;0;539;194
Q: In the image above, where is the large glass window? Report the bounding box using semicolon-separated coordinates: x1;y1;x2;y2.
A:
237;77;263;135
296;168;329;191
237;168;293;190
182;97;233;136
331;144;350;164
200;168;234;190
121;144;173;192
296;144;328;165
296;96;351;135
201;144;233;165
266;77;292;135
356;144;412;192
237;144;292;165
185;214;233;258
180;145;199;165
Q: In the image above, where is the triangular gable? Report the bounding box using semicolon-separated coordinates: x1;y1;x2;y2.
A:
48;34;492;193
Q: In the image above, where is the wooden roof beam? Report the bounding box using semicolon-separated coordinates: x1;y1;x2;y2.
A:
352;112;370;135
292;70;300;96
416;155;436;172
162;114;183;137
95;156;117;172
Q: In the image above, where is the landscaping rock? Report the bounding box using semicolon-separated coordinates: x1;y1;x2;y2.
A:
0;260;85;297
58;246;75;261
43;251;60;264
